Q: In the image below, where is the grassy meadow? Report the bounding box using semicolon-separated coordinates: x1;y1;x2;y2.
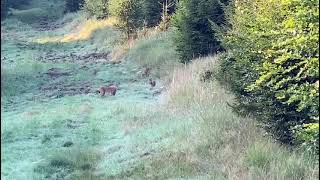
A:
1;0;318;179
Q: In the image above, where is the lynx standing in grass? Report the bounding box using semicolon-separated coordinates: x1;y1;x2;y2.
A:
96;84;117;96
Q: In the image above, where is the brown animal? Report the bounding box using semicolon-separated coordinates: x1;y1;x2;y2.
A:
143;67;151;77
96;84;117;96
149;78;156;88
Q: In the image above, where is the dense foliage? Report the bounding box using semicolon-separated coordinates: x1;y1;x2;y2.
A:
80;0;177;36
141;0;177;27
108;0;143;38
141;0;163;27
217;0;319;152
66;0;84;12
172;0;228;63
65;0;84;12
84;0;108;18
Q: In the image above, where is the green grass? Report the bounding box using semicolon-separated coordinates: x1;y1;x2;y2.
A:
34;148;102;180
1;1;318;179
125;30;180;79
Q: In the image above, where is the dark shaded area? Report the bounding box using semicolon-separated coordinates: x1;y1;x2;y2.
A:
172;0;228;63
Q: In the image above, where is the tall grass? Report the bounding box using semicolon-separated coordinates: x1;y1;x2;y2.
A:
35;17;117;44
34;148;102;180
123;30;180;79
160;56;319;179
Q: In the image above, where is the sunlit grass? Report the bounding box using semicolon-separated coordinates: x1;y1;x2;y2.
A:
35;17;117;44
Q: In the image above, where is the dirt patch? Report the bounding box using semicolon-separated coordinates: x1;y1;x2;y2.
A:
39;81;92;98
45;68;71;78
36;52;111;64
80;52;111;60
35;20;62;31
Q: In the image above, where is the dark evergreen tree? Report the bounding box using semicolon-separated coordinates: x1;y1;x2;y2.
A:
172;0;227;63
141;0;162;27
139;0;178;27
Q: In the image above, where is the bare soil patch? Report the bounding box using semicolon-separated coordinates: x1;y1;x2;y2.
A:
36;52;112;64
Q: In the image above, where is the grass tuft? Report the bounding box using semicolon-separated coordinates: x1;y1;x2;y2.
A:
34;148;101;179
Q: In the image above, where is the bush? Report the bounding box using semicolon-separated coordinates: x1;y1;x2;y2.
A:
108;0;143;38
293;122;319;153
171;0;227;63
216;0;319;150
84;0;108;19
65;0;84;13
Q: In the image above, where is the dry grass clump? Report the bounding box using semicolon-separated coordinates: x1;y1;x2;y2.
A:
36;17;117;44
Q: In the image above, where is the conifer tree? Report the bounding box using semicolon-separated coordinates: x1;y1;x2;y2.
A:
172;0;227;63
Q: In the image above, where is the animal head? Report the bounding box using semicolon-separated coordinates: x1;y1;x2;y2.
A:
96;87;104;96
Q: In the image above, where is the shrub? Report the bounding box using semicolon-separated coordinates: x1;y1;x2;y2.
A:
171;0;228;63
108;0;143;38
216;0;319;150
84;0;108;19
293;122;319;153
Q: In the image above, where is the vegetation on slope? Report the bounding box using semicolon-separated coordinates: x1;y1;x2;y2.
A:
215;0;319;152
